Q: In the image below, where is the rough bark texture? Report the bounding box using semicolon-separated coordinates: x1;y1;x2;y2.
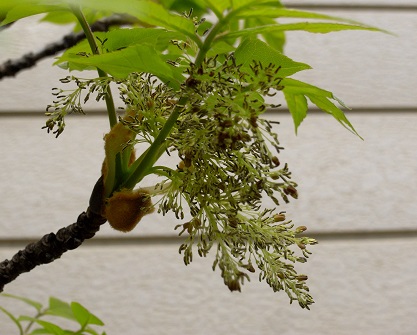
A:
0;176;106;292
0;15;136;80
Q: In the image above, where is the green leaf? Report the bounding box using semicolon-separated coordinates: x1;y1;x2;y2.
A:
45;297;75;321
0;2;67;26
234;38;311;77
19;316;66;335
1;293;43;313
76;0;198;42
71;302;104;327
220;22;383;40
232;0;280;10
281;78;333;98
281;78;361;138
1;0;198;43
100;28;176;52
202;0;231;17
235;7;367;25
309;95;361;138
32;319;65;335
56;28;181;65
160;0;208;17
244;17;285;52
0;306;24;335
283;91;308;133
206;40;235;58
61;44;184;89
40;10;77;25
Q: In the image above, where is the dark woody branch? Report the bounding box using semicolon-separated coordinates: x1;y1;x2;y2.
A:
0;15;137;80
0;176;107;292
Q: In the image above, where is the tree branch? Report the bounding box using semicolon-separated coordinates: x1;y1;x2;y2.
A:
0;15;137;80
0;176;107;292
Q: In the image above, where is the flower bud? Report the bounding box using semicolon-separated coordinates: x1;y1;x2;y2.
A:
297;242;306;250
297;275;308;281
295;225;307;233
284;185;298;199
273;213;286;222
271;156;280;167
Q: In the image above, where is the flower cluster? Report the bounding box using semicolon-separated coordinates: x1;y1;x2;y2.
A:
117;56;317;308
44;76;112;137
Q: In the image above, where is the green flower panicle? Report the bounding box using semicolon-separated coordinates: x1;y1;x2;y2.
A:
117;56;317;308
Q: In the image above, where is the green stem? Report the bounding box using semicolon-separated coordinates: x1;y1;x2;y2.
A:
195;5;257;67
194;19;225;67
71;5;122;196
70;5;118;129
121;97;187;189
122;17;231;189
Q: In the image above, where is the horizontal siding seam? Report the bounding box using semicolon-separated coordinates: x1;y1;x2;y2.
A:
1;229;417;248
285;3;417;11
0;107;416;117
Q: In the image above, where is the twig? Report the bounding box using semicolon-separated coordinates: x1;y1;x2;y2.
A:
0;15;137;80
0;176;107;292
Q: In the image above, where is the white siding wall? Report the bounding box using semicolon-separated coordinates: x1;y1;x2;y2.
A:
0;2;416;334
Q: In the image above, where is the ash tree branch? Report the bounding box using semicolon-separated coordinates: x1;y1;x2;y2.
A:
0;176;107;292
0;15;137;80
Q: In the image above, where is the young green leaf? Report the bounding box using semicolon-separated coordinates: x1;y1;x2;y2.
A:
0;2;67;26
28;318;65;335
71;301;104;327
1;293;43;313
202;0;230;18
281;78;361;137
220;22;383;40
75;0;198;42
235;7;369;26
0;306;24;335
56;27;185;65
45;297;76;321
244;17;285;52
234;38;311;77
309;94;361;138
61;44;184;88
283;91;308;133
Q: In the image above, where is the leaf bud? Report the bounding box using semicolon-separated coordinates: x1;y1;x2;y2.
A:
105;188;154;232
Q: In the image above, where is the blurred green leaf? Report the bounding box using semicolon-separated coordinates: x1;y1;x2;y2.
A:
0;306;24;335
1;0;198;43
221;22;383;40
235;7;366;25
71;302;104;327
1;293;43;313
34;320;65;335
0;2;67;25
45;297;75;321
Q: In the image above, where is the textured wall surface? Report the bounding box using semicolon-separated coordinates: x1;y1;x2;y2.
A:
0;2;416;335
